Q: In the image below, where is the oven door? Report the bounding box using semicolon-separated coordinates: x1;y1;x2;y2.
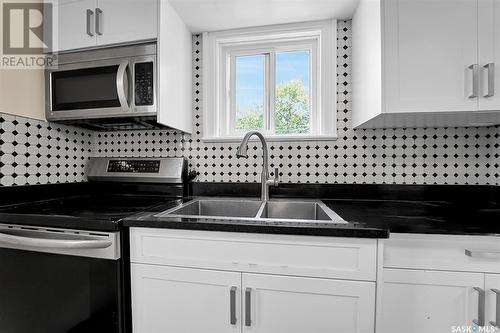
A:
0;225;124;333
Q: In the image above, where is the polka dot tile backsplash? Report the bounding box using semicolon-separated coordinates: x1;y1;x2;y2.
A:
92;21;500;186
0;113;93;186
0;21;499;187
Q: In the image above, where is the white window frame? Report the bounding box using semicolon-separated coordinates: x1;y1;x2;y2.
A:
203;20;337;142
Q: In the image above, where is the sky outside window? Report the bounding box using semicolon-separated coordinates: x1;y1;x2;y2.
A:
234;50;311;133
235;54;265;131
275;50;311;134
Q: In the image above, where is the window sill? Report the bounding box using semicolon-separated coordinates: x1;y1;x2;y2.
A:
201;134;338;143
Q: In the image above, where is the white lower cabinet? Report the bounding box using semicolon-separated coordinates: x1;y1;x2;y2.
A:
129;228;378;333
131;264;241;333
131;264;376;333
379;234;500;333
379;269;484;333
486;274;500;329
242;273;375;333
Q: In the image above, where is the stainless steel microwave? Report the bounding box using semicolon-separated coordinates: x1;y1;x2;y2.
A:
45;43;157;130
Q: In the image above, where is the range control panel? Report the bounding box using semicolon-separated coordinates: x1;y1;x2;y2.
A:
88;157;186;183
107;160;160;173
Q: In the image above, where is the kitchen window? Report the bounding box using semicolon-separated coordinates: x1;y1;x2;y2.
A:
203;20;337;141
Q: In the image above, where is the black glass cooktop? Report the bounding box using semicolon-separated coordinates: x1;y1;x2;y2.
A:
0;182;185;231
0;194;172;220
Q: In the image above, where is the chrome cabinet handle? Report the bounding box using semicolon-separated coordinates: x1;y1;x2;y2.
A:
230;286;237;325
116;61;130;111
465;249;500;260
483;63;495;98
95;8;103;35
86;9;94;37
469;64;479;99
0;231;112;249
473;287;485;326
491;289;500;328
245;288;252;327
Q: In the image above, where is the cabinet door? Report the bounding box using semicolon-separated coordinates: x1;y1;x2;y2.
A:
95;0;157;47
486;274;500;329
131;264;241;333
383;0;479;113
379;269;484;333
54;0;97;52
241;273;375;333
479;0;500;111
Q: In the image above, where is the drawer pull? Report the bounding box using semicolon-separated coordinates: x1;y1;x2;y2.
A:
491;289;500;328
465;249;500;260
473;287;485;327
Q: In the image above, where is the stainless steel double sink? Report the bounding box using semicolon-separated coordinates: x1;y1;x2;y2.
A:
155;197;348;224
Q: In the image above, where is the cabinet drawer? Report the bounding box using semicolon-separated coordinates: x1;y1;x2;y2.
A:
130;228;378;281
384;233;500;273
379;268;484;333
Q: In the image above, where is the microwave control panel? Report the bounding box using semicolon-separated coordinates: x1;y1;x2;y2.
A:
134;62;154;106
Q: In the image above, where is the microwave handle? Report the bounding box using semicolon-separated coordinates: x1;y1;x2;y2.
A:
116;61;130;111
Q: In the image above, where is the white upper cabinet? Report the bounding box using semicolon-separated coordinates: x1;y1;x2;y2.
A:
383;0;478;114
52;0;157;53
94;0;157;46
156;0;192;133
352;0;500;128
479;0;500;111
54;0;97;52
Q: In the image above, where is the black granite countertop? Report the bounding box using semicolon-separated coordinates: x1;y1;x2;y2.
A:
323;199;500;236
1;182;498;238
123;182;500;238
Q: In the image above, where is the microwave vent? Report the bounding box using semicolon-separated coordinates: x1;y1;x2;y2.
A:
56;116;167;131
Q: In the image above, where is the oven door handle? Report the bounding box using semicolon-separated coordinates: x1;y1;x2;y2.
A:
116;61;130;111
0;231;113;249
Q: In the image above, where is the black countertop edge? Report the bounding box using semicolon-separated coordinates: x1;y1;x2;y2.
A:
190;182;500;203
122;219;389;239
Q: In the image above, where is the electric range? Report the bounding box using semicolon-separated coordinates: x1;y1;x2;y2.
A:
0;157;190;333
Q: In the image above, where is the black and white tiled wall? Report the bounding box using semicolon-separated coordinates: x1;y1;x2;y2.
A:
1;21;499;186
93;21;500;186
0;113;93;186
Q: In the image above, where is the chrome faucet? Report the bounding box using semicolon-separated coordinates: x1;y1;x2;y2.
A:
236;131;279;201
